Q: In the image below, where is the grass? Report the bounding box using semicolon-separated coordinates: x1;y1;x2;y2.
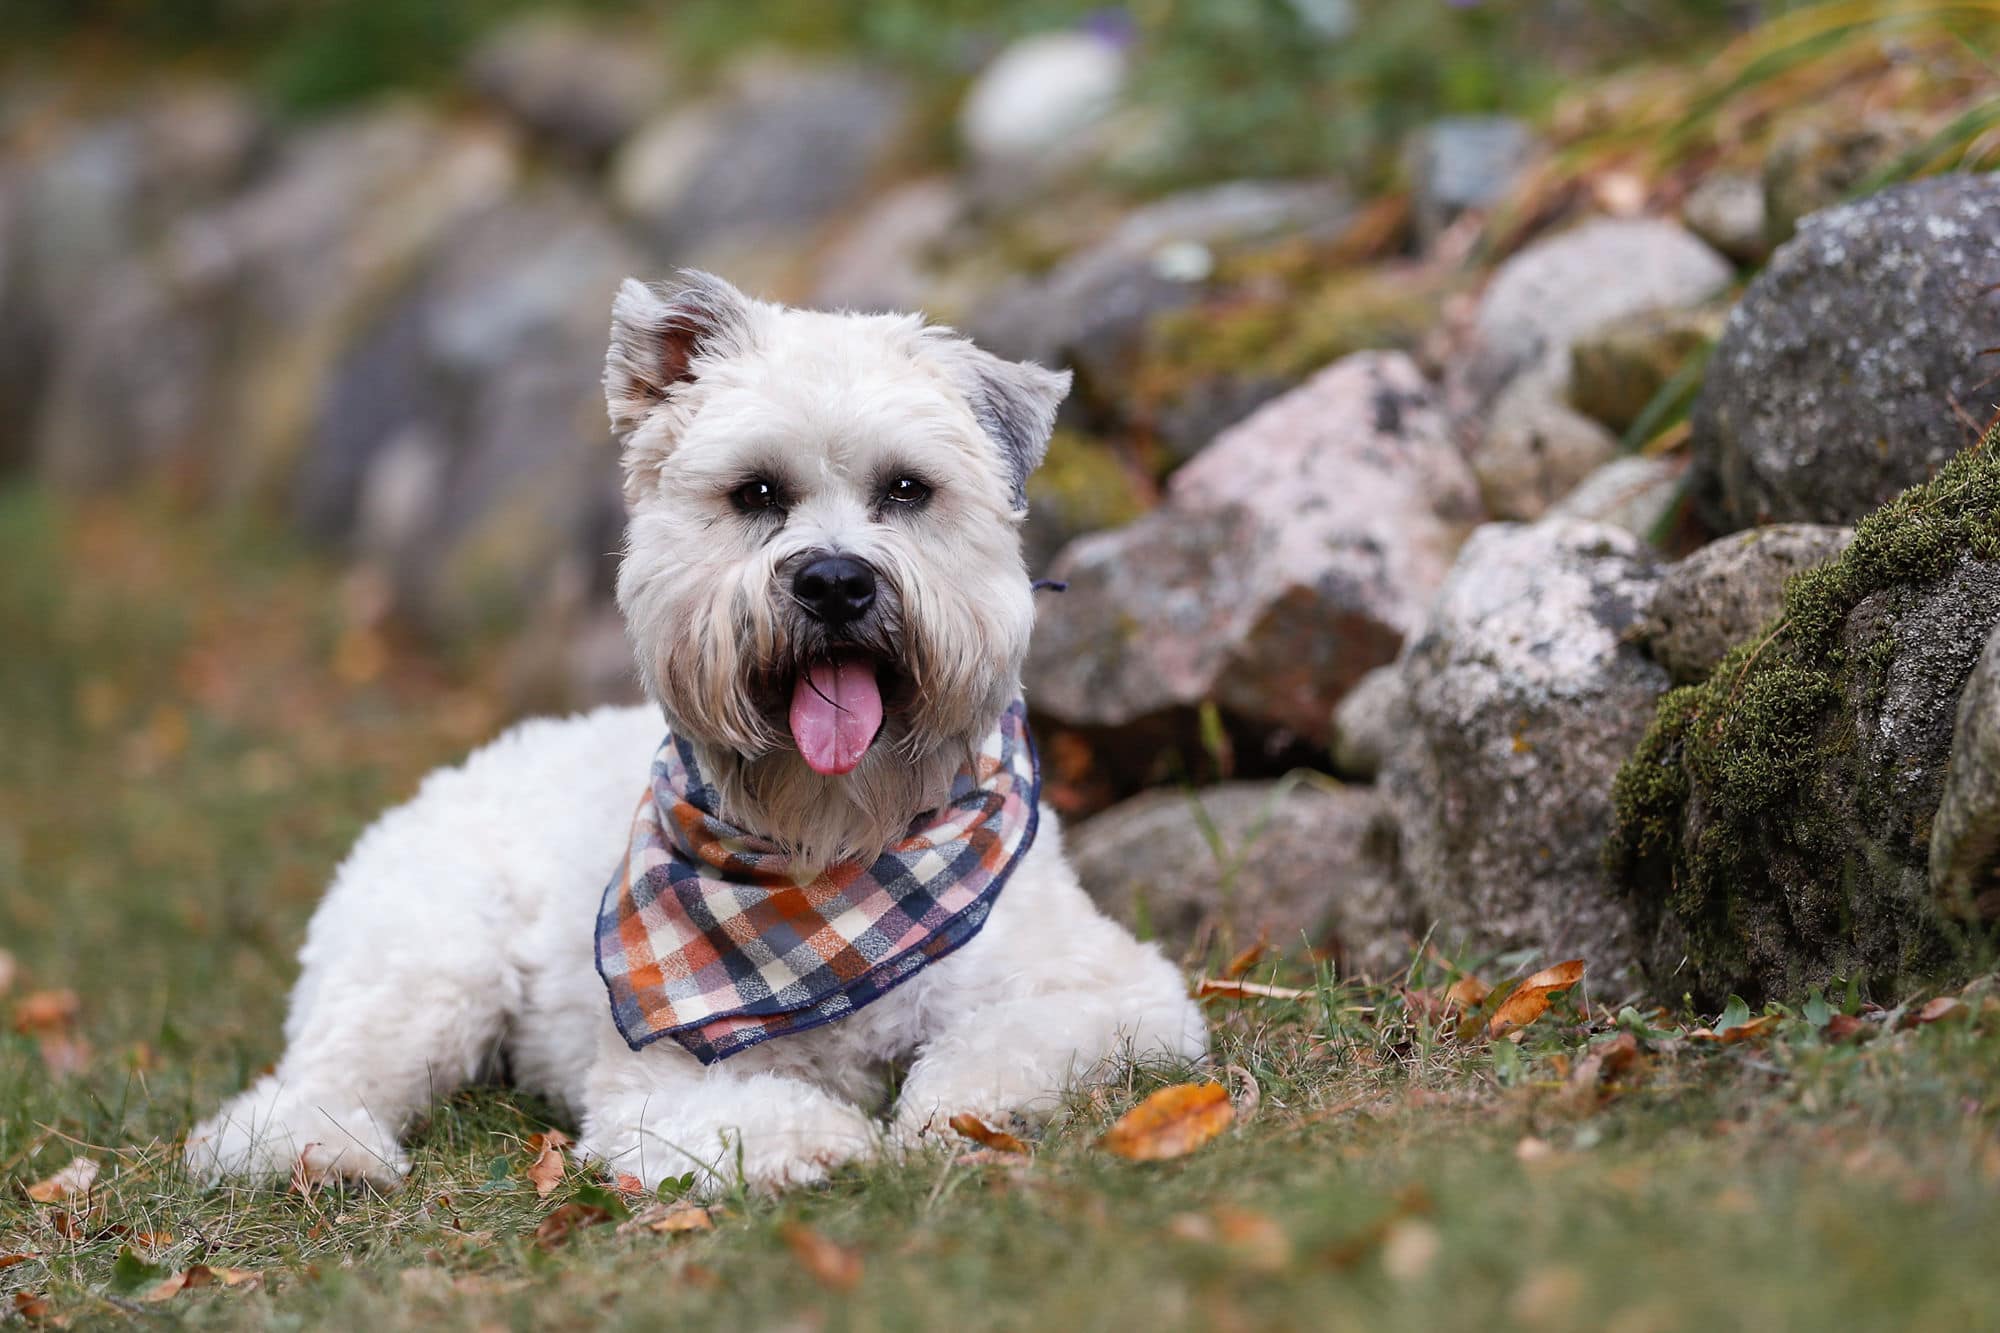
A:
6;486;2000;1331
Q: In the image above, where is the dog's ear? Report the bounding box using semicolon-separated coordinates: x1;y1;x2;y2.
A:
925;332;1072;511
603;270;755;444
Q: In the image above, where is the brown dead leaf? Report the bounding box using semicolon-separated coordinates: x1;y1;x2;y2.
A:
11;1292;52;1322
1221;935;1268;980
1911;996;1969;1027
0;1254;34;1271
524;1129;571;1198
1100;1082;1235;1162
949;1113;1027;1155
46;1212;84;1243
24;1158;97;1204
11;990;78;1033
1824;1012;1873;1044
532;1201;613;1250
1485;961;1586;1039
620;1200;715;1236
1689;1014;1781;1045
1559;1032;1644;1112
1193;978;1315;1002
1445;974;1492;1009
783;1223;862;1291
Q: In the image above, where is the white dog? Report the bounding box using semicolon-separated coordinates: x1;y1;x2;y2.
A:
186;272;1207;1197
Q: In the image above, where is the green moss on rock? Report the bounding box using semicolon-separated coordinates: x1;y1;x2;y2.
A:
1608;424;2000;1004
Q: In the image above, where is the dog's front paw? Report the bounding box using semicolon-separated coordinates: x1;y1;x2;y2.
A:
579;1087;878;1199
185;1076;409;1190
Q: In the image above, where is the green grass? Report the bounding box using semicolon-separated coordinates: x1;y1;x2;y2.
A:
6;486;2000;1331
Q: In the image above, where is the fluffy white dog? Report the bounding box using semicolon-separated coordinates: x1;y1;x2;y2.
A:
186;272;1207;1197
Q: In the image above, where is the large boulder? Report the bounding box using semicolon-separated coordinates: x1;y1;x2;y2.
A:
1692;174;2000;529
1761;115;1927;250
612;61;907;262
1066;780;1412;977
1610;432;2000;1005
1931;623;2000;919
1641;524;1853;684
1380;519;1670;987
464;15;668;162
1026;351;1481;746
1456;217;1732;519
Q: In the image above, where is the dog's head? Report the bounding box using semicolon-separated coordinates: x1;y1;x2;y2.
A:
604;271;1067;848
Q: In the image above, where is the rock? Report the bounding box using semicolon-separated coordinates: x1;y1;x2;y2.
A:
1381;519;1670;987
972;179;1349;396
810;178;962;313
1610;434;2000;1005
958;29;1127;173
1471;382;1620;522
1458;218;1730;521
1568;303;1726;435
1932;623;2000;918
612;61;907;258
1027;351;1481;745
1330;664;1406;781
1066;780;1412;975
1021;428;1152;576
465;15;668;161
1547;453;1689;543
1643;524;1853;684
1681;170;1768;264
1762;115;1927;248
1460;217;1733;412
1691;174;2000;529
302;187;647;637
1405;116;1535;244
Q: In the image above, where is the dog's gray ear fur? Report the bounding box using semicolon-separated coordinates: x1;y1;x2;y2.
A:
925;332;1072;511
603;270;754;443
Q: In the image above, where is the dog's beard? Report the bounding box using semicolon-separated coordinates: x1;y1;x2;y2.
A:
651;562;1018;874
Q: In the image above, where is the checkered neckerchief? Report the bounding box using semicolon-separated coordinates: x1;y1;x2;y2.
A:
594;700;1040;1063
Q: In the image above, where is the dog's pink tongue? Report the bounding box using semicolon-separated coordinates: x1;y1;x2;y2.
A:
789;658;884;776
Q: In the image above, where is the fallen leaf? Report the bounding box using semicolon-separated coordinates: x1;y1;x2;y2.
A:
142;1266;254;1303
1824;1012;1873;1044
532;1201;613;1250
11;990;79;1033
610;1173;649;1202
46;1212;83;1242
1559;1031;1644;1112
0;1254;35;1270
949;1113;1027;1155
782;1223;862;1290
25;1158;97;1204
524;1129;571;1198
1444;974;1492;1010
1689;1013;1781;1045
1225;1063;1261;1124
1485;961;1587;1039
11;1292;52;1322
1211;1205;1291;1273
1193;978;1315;1002
1911;996;1969;1027
619;1201;715;1236
1221;936;1268;980
0;950;16;996
1100;1082;1235;1162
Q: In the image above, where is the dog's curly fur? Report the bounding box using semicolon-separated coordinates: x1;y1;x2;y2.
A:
185;273;1206;1197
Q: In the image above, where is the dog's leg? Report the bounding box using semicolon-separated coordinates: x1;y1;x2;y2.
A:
577;1033;879;1199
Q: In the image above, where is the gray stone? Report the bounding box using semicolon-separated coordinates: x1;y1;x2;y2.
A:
970;180;1349;393
957;30;1127;175
1932;622;2000;918
1067;779;1412;975
1406;115;1535;243
612;61;907;257
810;178;962;313
1380;519;1670;987
465;15;668;160
1643;524;1853;684
1692;175;2000;529
1568;302;1726;435
1681;170;1767;264
1762;115;1927;248
1547;453;1688;543
1471;380;1620;522
1330;664;1406;781
1027;351;1481;744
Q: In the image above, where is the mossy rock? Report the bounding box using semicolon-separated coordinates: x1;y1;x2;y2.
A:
1607;425;2000;1005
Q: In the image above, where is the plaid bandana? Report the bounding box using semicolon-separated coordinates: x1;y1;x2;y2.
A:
595;700;1040;1063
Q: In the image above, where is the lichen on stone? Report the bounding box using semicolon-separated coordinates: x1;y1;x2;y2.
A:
1607;421;2000;1004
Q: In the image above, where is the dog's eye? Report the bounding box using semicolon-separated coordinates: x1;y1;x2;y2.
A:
731;479;783;513
883;477;931;506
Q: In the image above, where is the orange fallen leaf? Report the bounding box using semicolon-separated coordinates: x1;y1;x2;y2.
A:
25;1158;97;1204
620;1201;715;1236
11;1292;51;1322
143;1265;251;1302
1689;1014;1781;1045
0;1254;34;1271
611;1173;649;1201
783;1223;862;1290
1221;935;1268;980
1100;1082;1235;1162
949;1113;1027;1155
1485;961;1586;1039
532;1201;613;1250
1559;1032;1644;1112
1911;996;1969;1027
1444;974;1492;1009
11;990;79;1033
1193;978;1315;1002
1824;1012;1873;1044
524;1129;571;1198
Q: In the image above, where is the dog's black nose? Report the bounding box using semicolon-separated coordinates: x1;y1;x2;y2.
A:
794;555;877;626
